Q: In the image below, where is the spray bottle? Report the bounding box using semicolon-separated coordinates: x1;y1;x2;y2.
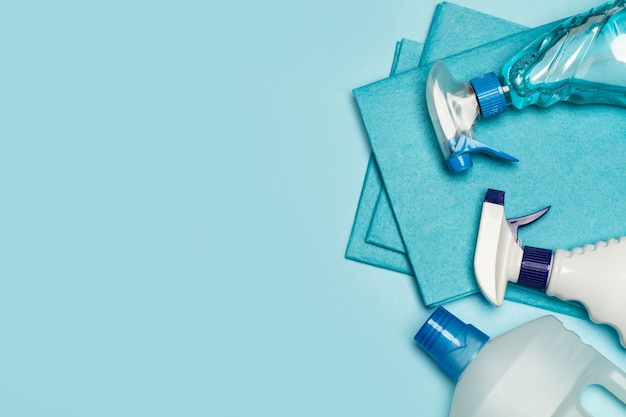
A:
415;307;626;417
474;188;626;346
426;0;626;173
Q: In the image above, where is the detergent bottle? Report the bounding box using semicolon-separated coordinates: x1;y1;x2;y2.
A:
415;307;626;416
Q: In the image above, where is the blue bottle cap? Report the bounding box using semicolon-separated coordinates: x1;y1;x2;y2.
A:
470;72;507;118
414;307;490;381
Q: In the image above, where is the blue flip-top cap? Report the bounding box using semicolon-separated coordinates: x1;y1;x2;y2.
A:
414;307;490;381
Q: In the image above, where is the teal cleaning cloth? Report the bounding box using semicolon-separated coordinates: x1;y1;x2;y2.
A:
346;3;586;318
346;3;525;272
349;3;625;314
344;38;422;276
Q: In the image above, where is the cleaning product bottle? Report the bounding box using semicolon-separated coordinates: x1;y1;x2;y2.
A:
473;188;626;347
426;0;626;172
414;307;626;417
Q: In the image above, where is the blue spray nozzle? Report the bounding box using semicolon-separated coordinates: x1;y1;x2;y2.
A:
447;135;518;173
414;307;490;381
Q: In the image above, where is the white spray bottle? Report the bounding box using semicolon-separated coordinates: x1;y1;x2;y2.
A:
474;188;626;346
415;307;626;417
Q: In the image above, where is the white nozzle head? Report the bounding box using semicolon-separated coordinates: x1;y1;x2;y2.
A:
474;189;524;306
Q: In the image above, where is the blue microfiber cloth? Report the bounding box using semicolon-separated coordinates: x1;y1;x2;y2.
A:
347;3;524;273
348;2;623;317
361;5;586;318
346;153;415;274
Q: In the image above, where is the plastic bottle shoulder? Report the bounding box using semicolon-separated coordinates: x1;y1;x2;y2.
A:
503;2;626;109
450;316;599;417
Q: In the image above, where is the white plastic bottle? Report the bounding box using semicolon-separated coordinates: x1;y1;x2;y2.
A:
415;307;626;417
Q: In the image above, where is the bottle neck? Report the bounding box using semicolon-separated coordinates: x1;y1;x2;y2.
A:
470;72;509;119
517;246;553;291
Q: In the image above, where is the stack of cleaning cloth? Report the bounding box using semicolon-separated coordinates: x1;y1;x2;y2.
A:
346;2;626;319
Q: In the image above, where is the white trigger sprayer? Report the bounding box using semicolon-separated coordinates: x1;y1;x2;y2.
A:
474;188;626;347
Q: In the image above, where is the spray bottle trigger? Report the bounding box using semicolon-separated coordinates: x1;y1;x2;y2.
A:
507;206;551;244
450;135;518;163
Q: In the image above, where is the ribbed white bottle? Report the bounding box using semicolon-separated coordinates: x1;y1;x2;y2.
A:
547;238;626;347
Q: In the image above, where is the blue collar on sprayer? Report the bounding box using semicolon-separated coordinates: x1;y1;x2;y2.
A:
474;188;626;347
426;0;626;173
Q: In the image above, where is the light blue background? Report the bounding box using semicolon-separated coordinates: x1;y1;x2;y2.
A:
1;1;624;416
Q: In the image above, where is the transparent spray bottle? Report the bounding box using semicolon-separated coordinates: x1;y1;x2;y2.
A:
414;307;626;417
426;0;626;172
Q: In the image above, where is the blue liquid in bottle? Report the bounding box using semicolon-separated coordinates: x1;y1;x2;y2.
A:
503;0;626;108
